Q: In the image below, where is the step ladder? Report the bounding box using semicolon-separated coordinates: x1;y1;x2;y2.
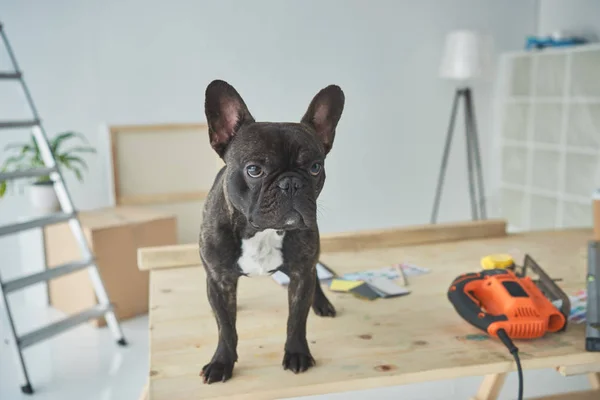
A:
0;23;127;395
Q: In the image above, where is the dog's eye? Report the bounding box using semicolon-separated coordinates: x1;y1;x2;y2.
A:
309;162;322;176
246;165;263;178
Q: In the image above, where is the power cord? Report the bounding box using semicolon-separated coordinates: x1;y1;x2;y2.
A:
497;328;523;400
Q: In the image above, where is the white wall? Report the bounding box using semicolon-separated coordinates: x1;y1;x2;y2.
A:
0;0;538;230
537;0;600;40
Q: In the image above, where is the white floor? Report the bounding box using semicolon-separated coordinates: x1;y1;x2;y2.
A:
0;300;149;400
0;298;594;400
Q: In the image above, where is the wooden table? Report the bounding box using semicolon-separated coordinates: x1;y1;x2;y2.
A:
137;220;600;400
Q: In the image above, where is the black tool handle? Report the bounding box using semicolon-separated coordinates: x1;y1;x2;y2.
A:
448;271;508;334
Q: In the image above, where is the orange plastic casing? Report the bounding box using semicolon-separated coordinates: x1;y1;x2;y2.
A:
461;270;566;339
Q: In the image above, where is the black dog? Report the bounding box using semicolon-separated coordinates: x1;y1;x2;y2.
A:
199;80;344;384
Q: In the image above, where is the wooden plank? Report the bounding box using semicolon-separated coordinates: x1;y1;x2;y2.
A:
557;363;600;376
530;389;600;400
470;373;506;400
138;243;198;271
118;191;209;206
589;372;600;390
148;228;597;399
109;128;121;205
138;382;149;400
320;219;507;253
137;219;508;271
108;122;218;243
110;122;207;133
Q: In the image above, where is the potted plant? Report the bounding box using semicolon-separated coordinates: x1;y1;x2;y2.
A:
0;131;96;214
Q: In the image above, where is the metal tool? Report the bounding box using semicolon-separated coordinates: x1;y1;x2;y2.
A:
514;254;571;331
477;253;571;330
0;22;127;394
447;255;570;400
448;268;567;339
586;241;600;351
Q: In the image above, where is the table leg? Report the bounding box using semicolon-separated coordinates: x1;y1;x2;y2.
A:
589;373;600;390
470;373;507;400
138;381;149;400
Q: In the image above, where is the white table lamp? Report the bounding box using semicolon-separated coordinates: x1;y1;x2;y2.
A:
439;30;487;81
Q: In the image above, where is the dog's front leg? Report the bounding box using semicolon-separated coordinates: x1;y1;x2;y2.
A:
201;273;238;384
282;266;316;373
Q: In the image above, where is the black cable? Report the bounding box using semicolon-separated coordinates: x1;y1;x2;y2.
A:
497;328;523;400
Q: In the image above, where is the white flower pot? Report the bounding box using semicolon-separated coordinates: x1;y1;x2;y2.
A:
28;182;60;214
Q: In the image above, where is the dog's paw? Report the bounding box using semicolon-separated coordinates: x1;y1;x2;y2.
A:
282;351;315;374
200;360;234;384
312;297;336;317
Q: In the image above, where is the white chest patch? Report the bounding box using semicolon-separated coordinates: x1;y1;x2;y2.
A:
237;229;285;277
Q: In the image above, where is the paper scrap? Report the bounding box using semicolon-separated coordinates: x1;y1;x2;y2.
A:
342;266;401;282
329;279;363;292
350;282;380;300
394;263;431;277
342;263;430;283
552;289;587;324
366;277;411;298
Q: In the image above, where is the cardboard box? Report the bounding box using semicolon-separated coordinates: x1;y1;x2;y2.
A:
44;206;177;326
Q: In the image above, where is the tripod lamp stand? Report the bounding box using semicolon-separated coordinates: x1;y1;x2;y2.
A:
430;30;492;224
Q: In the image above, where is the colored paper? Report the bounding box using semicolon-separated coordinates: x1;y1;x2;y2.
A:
366;277;411;297
329;279;363;292
350;282;380;300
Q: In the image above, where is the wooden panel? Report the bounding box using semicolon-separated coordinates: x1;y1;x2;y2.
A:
137;219;508;271
147;228;598;399
109;123;218;243
557;363;600;376
139;200;205;245
530;389;600;400
319;219;507;253
471;373;506;400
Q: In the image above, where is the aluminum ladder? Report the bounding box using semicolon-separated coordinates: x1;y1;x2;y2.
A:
0;23;127;395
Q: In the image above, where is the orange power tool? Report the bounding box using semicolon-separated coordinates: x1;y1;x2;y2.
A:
447;268;567;339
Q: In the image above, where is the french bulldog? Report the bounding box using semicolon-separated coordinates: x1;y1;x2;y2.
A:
198;79;345;384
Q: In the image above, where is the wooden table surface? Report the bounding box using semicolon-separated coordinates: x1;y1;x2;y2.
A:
146;227;600;400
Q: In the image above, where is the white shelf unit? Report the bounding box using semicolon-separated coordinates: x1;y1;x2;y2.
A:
492;44;600;231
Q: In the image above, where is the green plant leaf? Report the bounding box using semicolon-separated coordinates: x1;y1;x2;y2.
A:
73;168;83;182
51;131;89;154
0;181;6;197
64;146;96;155
4;141;29;151
62;155;88;170
2;153;29;167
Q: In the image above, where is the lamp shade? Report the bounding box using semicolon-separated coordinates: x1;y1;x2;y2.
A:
439;30;491;81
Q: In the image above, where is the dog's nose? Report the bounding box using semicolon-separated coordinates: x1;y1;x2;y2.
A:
277;176;303;195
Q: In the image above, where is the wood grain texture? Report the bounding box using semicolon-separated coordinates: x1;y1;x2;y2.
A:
148;228;600;399
138;243;198;271
471;373;506;400
319;219;507;253
530;389;600;400
137;219;507;271
557;363;600;376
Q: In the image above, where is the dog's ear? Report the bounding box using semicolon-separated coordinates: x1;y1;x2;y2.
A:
205;80;255;158
300;85;345;155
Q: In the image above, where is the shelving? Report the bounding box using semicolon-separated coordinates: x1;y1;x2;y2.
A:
493;44;600;230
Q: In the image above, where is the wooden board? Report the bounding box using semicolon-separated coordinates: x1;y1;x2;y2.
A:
109;123;221;243
137;219;508;271
147;227;600;399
